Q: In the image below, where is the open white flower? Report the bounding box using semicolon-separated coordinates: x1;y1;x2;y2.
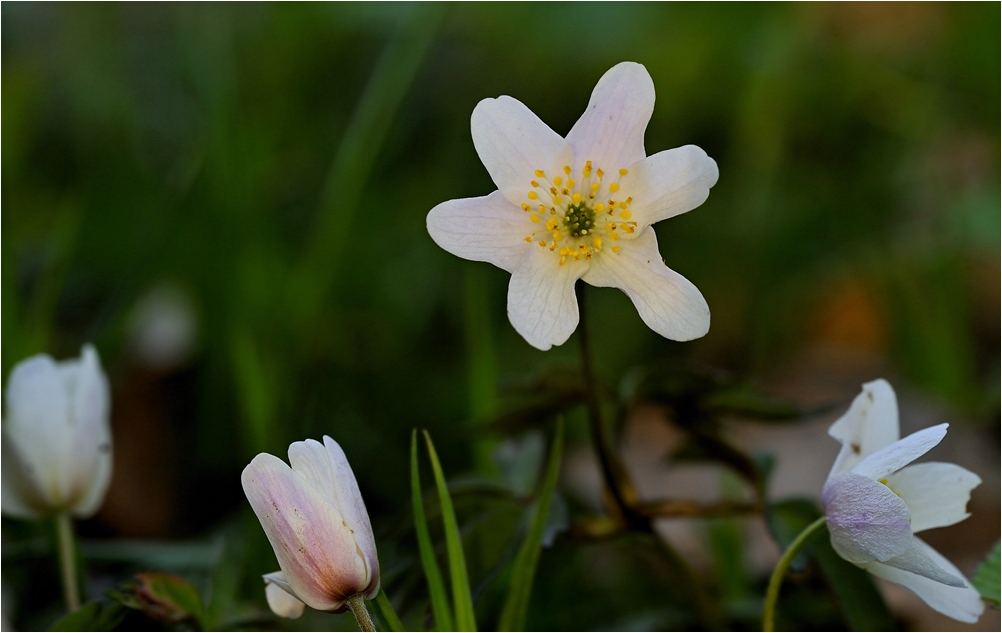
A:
242;436;379;618
427;62;718;350
823;379;984;623
1;344;112;519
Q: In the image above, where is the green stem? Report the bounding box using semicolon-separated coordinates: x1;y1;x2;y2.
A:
55;513;80;613
346;594;376;632
762;516;827;632
575;283;643;527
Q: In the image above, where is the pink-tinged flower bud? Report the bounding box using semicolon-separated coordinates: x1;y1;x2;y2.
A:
242;436;379;618
2;345;112;519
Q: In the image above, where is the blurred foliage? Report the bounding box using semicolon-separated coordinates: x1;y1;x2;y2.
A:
972;541;1000;608
2;3;999;631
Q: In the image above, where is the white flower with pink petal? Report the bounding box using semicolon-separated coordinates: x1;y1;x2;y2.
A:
427;62;718;350
242;436;379;621
823;379;984;623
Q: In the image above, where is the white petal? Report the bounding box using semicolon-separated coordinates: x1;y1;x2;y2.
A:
471;96;574;207
507;243;588;350
322;437;379;597
566;62;654;174
265;572;306;619
241;453;367;611
827;379;900;478
65;345;113;518
4;354;73;510
864;538;985;623
621;146;718;229
581;228;709;341
1;432;45;518
850;424;948;481
823;471;912;564
877;537;966;586
426;191;532;274
886;462;981;533
287;437;379;590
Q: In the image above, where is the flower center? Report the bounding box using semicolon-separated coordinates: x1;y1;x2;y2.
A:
520;160;639;265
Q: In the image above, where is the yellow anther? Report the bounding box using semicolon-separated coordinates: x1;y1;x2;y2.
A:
530;213;540;223
596;168;604;178
621;210;632;219
609;232;619;241
612;246;621;253
563;165;572;175
524;236;533;242
531;180;540;188
546;218;559;230
534;169;545;178
549;208;556;215
553;176;562;186
538;241;547;247
609;182;620;193
626;197;633;204
538;204;546;213
528;191;538;200
595;203;605;212
619;168;628;176
560;247;572;256
592;236;603;249
572;193;582;203
619;201;628;209
521;203;529;211
552;230;562;240
559;256;566;266
567;179;576;189
561;188;569;195
550;187;558;195
591;183;600;192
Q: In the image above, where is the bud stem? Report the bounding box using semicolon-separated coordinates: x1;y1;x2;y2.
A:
762;516;827;631
346;593;376;632
55;513;80;612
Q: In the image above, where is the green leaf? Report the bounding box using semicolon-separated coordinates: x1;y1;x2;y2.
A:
373;589;406;632
411;430;455;632
972;540;1000;606
49;601;127;632
497;417;565;632
423;430;477;632
766;499;894;631
106;571;206;626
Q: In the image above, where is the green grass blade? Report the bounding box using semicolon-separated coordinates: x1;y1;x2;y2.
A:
497;418;565;632
971;540;1000;606
411;430;454;631
372;589;405;633
423;430;477;632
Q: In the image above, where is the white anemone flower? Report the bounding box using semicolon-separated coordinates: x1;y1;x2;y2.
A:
1;344;112;519
242;436;380;619
427;61;718;350
822;379;984;623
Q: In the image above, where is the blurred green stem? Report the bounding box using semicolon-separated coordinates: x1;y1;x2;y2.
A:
762;516;826;631
346;594;375;632
575;283;643;528
55;513;80;613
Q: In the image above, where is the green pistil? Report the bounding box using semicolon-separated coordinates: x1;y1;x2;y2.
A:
564;202;596;237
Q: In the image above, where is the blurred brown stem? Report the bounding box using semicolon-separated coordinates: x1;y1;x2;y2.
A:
638;499;763;519
575;283;647;530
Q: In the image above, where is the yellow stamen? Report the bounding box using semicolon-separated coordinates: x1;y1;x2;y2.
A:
595;203;605;212
553;176;563;186
530;213;540;223
552;230;562;240
534;169;545;178
567;179;576;189
620;210;631;219
596;168;604;178
612;246;621;253
572;193;582;203
619;168;628;176
609;182;620;193
524;236;533;242
531;180;540;188
527;191;538;200
563;165;572;175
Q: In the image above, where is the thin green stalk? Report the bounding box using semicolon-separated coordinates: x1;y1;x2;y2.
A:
575;283;642;526
373;590;405;632
410;430;455;631
55;513;80;612
346;594;375;632
762;516;827;631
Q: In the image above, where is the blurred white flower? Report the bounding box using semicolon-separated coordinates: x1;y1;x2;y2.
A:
823;379;984;623
427;61;718;350
127;283;198;371
242;436;379;618
1;344;112;519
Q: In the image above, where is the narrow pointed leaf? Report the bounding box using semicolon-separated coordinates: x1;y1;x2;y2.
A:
498;417;565;632
971;540;1000;606
411;430;454;631
423;430;477;631
373;590;405;633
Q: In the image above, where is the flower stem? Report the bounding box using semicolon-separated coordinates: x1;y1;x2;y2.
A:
346;594;376;632
55;513;80;613
575;283;643;529
762;516;827;632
